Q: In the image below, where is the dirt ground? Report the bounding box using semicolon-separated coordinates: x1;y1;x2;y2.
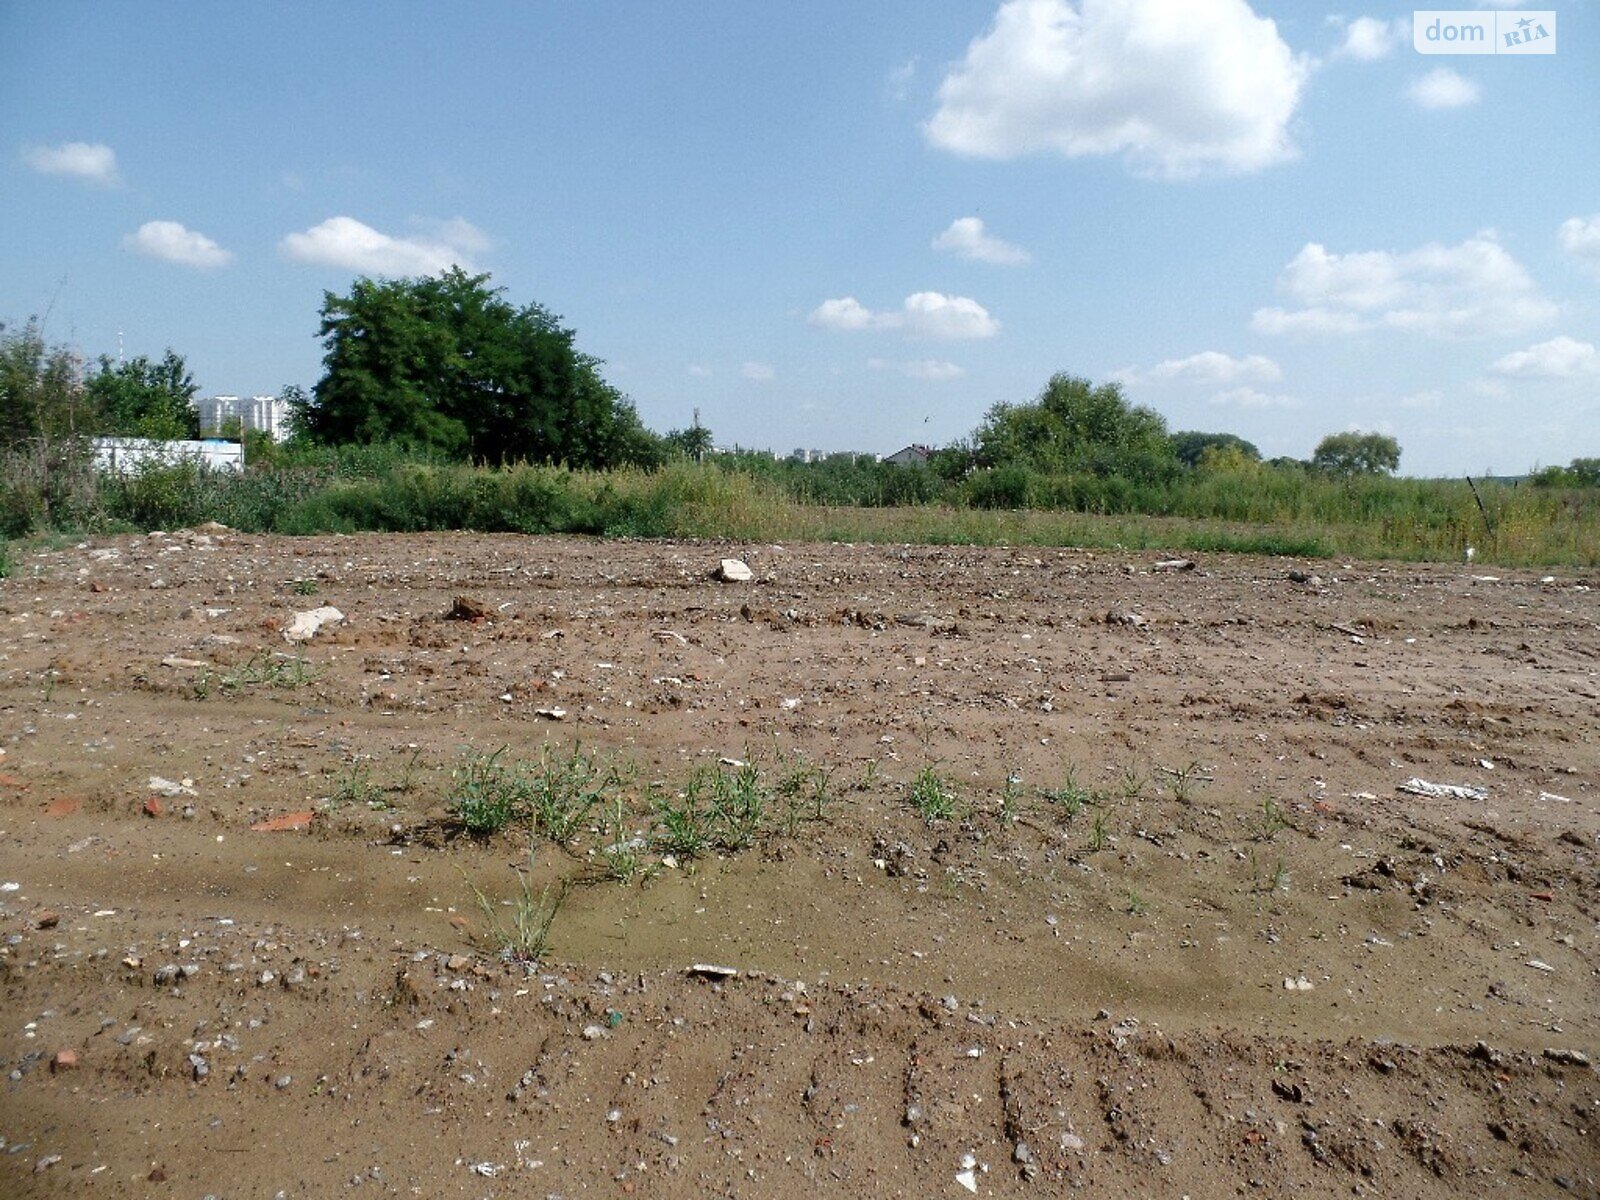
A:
0;529;1595;1198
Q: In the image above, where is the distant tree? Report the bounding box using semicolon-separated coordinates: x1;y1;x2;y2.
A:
85;350;200;440
1530;456;1600;487
1311;431;1400;477
0;319;91;447
300;268;659;468
664;423;714;462
1171;430;1260;469
974;373;1177;482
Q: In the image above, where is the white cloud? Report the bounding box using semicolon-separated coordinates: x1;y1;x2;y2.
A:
900;292;1000;339
809;292;1000;340
1122;350;1281;385
741;361;775;382
867;357;966;380
932;217;1031;265
1407;67;1479;109
1490;335;1599;379
809;297;879;332
1334;16;1403;60
22;141;120;186
1398;389;1444;410
279;215;483;275
1208;386;1300;409
886;57;919;102
686;364;713;378
924;0;1309;178
1252;235;1556;338
122;220;233;269
1558;213;1600;276
1250;306;1366;335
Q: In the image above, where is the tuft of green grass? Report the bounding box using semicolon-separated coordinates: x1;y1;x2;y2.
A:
447;747;531;837
908;766;960;824
197;648;320;697
777;754;836;835
652;778;714;860
1087;811;1111;853
330;760;382;809
704;760;768;851
999;771;1023;826
596;796;649;884
1161;760;1212;804
1042;768;1089;818
292;577;319;596
466;849;565;968
527;742;616;845
1252;796;1292;841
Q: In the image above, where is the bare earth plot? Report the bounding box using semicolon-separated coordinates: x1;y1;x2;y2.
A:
0;530;1595;1198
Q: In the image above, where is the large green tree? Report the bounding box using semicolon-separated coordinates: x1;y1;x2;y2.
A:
973;373;1177;482
298;269;661;467
1171;430;1260;469
85;350;200;440
1311;431;1401;477
0;319;92;447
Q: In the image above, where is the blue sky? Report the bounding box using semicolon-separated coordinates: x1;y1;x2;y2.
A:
3;1;1596;475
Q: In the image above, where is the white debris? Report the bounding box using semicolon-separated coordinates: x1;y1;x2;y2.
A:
714;558;753;582
1283;975;1315;992
148;776;197;797
283;605;344;643
1398;778;1488;801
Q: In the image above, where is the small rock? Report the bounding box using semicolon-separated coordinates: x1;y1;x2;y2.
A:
143;797;163;818
1151;558;1195;572
581;1024;607;1041
1543;1048;1591;1068
1105;609;1146;628
34;909;59;930
714;559;753;583
50;1049;77;1073
445;595;492;621
274;1074;292;1090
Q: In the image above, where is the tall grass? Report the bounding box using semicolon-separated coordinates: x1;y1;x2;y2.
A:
1;442;1596;566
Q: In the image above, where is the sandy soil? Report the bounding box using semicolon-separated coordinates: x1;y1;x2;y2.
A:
0;529;1595;1198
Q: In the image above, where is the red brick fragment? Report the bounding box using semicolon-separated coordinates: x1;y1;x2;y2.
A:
249;810;315;832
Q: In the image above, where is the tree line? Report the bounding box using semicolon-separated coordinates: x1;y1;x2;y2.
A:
3;270;1592;488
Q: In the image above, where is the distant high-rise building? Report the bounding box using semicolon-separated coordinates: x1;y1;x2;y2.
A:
195;394;291;441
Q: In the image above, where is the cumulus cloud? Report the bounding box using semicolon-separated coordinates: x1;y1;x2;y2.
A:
122;221;233;269
1408;67;1479;109
1251;234;1555;338
1558;214;1600;276
808;297;878;332
22;140;120;186
279;215;484;275
867;357;966;381
924;0;1309;178
741;361;775;382
1121;350;1281;385
809;292;1000;340
1333;16;1403;60
1208;386;1300;409
932;217;1031;265
1490;336;1598;379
